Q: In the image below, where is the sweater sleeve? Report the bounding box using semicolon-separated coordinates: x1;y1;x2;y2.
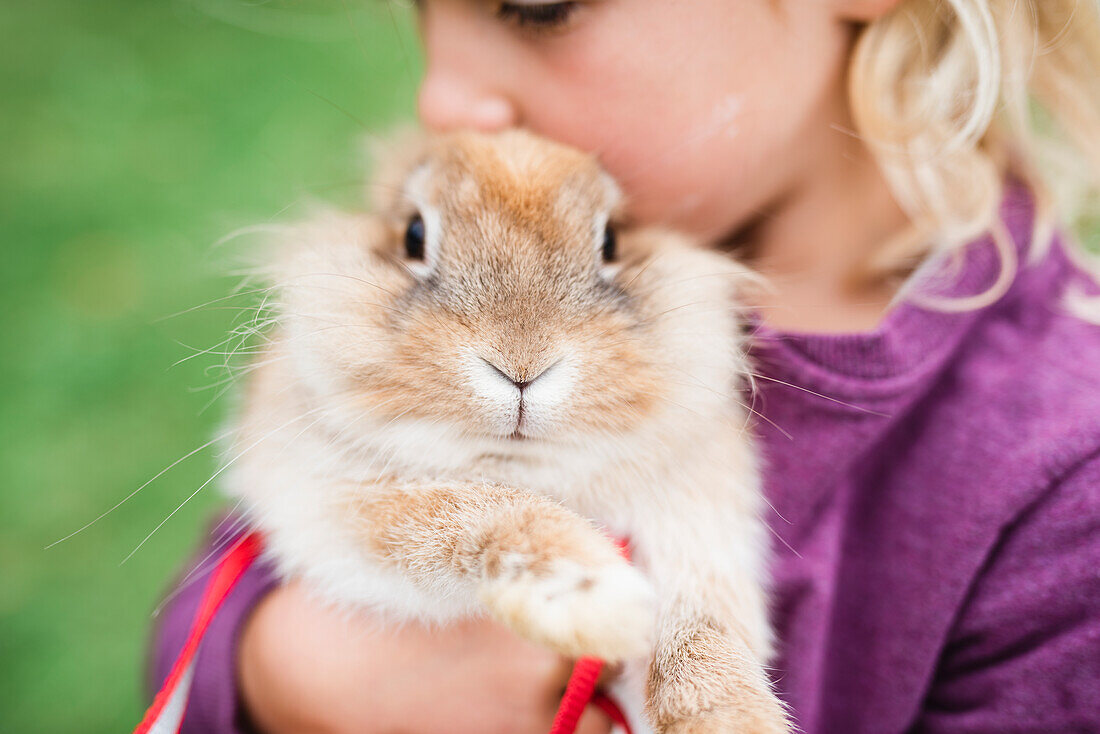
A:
148;516;280;734
912;457;1100;733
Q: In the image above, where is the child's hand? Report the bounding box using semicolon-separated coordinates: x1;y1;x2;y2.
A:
238;579;613;734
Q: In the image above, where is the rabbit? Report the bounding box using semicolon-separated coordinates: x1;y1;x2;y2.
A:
223;128;789;734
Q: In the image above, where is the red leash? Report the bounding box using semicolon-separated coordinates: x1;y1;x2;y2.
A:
550;656;611;734
548;537;635;734
137;532;633;734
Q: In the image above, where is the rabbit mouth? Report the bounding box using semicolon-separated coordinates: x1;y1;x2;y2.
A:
509;394;533;440
501;402;533;441
468;354;572;441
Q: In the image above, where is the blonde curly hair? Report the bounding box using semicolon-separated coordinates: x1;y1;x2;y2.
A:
850;0;1100;315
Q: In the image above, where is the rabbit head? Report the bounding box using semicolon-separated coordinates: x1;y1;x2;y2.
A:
264;129;754;468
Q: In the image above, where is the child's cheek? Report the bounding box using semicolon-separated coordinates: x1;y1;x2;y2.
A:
577;109;763;240
501;0;852;239
515;80;752;236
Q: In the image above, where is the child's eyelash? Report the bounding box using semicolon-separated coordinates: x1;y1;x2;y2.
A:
495;2;578;31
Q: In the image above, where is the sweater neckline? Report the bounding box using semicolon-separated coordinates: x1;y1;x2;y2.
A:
748;179;1038;393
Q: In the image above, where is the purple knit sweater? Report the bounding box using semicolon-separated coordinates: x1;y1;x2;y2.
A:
150;182;1100;733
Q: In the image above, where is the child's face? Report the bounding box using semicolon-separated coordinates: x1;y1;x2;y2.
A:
416;1;866;243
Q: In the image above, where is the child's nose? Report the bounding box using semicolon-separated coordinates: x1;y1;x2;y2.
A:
415;1;519;133
418;70;518;133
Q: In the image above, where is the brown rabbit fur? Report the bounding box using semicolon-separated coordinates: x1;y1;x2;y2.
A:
225;129;789;733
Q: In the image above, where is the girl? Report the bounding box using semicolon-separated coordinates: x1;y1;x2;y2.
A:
151;1;1100;732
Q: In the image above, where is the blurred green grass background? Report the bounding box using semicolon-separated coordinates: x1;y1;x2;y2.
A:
0;1;420;730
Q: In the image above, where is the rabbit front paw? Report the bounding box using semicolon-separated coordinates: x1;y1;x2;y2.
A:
479;555;656;661
646;616;789;734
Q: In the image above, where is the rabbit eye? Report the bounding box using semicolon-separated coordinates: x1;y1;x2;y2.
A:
601;225;617;263
404;214;425;260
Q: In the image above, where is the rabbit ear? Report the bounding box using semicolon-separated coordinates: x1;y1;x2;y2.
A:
360;126;434;214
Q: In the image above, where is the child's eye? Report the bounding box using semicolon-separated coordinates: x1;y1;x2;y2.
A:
495;2;578;32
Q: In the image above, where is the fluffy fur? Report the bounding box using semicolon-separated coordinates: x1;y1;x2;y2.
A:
224;129;788;733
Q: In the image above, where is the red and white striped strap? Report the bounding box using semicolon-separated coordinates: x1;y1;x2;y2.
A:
135;532;263;734
136;530;633;734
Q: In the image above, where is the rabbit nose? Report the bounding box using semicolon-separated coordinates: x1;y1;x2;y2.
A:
481;359;553;392
482;359;532;391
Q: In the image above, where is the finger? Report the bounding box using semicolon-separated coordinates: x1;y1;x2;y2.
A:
575;704;614;734
541;654;584;707
543;658;617;734
597;661;625;687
